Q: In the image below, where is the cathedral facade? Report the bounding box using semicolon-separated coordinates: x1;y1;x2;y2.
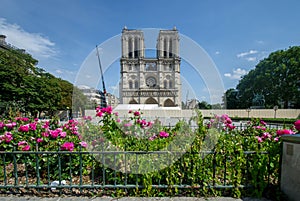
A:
119;27;181;107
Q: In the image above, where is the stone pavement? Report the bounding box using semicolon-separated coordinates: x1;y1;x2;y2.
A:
0;196;272;201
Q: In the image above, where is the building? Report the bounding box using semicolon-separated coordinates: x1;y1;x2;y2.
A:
119;27;181;107
0;35;26;53
78;85;119;108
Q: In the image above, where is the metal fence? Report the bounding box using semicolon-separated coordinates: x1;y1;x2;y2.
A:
0;150;274;195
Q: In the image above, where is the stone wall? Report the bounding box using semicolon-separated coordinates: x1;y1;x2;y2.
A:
85;107;299;120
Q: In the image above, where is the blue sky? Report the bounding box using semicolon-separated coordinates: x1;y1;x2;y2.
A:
1;0;300;104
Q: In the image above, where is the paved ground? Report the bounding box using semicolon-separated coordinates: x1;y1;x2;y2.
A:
0;196;273;201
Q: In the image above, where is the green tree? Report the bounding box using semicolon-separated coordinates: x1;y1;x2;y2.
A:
236;46;300;108
0;48;86;117
198;101;212;109
223;88;240;109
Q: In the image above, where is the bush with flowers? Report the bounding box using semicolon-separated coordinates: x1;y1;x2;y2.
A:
0;106;299;198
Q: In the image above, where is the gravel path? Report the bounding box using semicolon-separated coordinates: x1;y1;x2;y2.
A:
0;196;273;201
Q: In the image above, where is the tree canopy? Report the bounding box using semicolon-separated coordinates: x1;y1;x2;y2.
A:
0;48;86;117
224;46;300;109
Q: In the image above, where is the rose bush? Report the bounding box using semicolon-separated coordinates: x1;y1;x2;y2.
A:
0;106;299;198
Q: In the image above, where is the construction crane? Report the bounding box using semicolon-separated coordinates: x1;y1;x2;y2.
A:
96;45;107;108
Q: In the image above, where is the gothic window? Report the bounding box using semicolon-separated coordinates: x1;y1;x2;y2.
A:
169;80;173;89
128;38;133;58
134;80;139;89
134;37;139;58
145;63;157;71
164;80;167;88
146;77;157;88
164;38;168;58
129;80;133;89
169;38;173;57
129;65;132;71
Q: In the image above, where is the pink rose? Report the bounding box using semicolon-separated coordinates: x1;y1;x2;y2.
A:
294;120;300;131
36;138;43;143
22;145;30;151
79;141;88;148
159;131;169;138
276;129;295;136
61;142;74;151
255;136;263;143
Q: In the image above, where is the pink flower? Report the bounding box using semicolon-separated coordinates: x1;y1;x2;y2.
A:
84;116;92;121
79;141;88;148
36;138;43;143
276;129;295;136
274;137;279;142
18;140;27;146
0;132;13;143
50;130;59;138
5;122;16;129
61;142;74;151
124;123;132;127
114;112;119;116
128;110;133;113
42;132;49;137
0;122;4;129
96;111;103;117
147;121;153;127
18;124;30;132
134;111;140;116
294;120;300;131
22;145;30;151
262;132;272;139
260;120;267;126
226;124;236;130
159;131;169;138
60;132;67;138
253;126;266;131
101;106;113;114
255;136;263;143
116;118;121;123
29;122;37;131
42;121;50;129
149;135;157;141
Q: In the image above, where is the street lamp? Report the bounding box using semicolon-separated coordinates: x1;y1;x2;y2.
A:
273;105;278;118
246;108;251;119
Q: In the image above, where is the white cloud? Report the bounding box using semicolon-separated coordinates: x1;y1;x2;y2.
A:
55;69;63;74
246;57;257;62
224;68;248;80
237;50;258;58
0;18;57;59
215;51;220;55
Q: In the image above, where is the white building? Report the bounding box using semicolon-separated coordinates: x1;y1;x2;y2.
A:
119;27;181;107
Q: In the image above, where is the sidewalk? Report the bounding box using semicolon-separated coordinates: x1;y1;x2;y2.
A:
0;196;273;201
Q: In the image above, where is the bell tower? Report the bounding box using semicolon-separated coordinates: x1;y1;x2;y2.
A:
120;27;181;108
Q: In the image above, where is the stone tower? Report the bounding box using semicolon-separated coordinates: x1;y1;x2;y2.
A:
119;27;181;107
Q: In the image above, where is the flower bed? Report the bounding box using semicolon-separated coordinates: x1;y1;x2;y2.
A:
0;106;299;198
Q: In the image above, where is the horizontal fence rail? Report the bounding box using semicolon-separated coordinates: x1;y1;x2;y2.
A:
0;150;273;195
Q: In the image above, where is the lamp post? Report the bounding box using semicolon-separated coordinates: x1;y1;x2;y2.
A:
274;105;278;118
246;108;251;119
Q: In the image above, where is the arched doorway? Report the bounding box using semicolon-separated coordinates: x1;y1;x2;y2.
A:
129;99;138;104
164;99;175;107
145;97;158;104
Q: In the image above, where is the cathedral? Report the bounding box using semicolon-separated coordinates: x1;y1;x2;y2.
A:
119;27;181;107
